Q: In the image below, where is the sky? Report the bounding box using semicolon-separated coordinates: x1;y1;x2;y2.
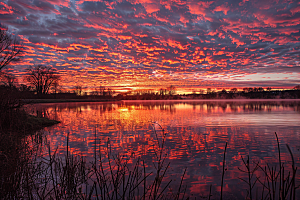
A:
1;0;300;93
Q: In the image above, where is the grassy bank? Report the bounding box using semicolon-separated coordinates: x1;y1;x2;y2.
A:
24;114;60;131
0;108;59;133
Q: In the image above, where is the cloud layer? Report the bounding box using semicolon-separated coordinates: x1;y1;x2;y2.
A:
1;0;300;92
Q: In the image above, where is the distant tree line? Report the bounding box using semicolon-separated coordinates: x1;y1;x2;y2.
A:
187;86;300;99
117;85;180;100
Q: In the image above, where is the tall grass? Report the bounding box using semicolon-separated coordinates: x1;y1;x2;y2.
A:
235;132;298;200
0;123;298;199
0;123;186;200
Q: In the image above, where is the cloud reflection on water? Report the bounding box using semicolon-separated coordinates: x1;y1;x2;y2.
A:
28;100;300;197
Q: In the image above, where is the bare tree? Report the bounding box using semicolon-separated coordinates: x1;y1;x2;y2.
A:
0;25;22;71
19;84;32;92
207;88;212;94
106;87;114;96
167;85;176;95
159;88;166;95
52;80;59;94
0;70;18;88
25;65;60;95
74;85;83;96
99;86;105;96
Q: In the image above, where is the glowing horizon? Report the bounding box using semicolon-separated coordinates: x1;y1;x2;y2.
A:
1;0;299;93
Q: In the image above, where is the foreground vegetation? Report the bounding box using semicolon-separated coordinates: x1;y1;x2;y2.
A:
0;118;298;200
0;124;188;200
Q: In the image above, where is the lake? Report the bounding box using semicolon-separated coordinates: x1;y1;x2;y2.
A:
28;100;300;199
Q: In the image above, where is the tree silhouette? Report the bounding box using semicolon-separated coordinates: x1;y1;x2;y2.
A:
74;85;83;96
0;70;18;88
0;24;22;71
243;88;247;93
248;87;254;92
230;88;237;93
25;65;60;95
207;88;212;94
159;88;166;95
221;88;227;93
258;87;264;92
167;85;176;95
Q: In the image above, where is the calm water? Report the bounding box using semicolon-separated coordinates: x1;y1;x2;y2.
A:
28;100;300;199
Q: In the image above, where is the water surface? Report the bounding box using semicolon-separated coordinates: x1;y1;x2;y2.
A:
28;100;300;198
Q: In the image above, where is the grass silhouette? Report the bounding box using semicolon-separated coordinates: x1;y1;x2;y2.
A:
0;121;298;199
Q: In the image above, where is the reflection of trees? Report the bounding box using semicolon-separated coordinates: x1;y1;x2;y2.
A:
229;103;238;112
31;101;300;118
159;104;175;113
220;103;227;112
27;103;116;120
29;101;300;122
206;103;215;113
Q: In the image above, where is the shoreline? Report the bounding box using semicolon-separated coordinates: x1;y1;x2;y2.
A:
21;98;300;104
25;114;60;131
22;99;121;104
